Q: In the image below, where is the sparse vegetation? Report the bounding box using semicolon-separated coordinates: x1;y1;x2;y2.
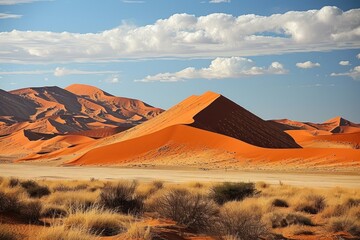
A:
211;182;258;204
147;188;218;232
20;180;50;198
217;201;268;239
99;181;143;214
272;198;289;208
294;194;326;214
0;177;359;239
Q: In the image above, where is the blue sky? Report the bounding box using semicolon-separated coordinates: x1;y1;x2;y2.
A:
0;0;359;122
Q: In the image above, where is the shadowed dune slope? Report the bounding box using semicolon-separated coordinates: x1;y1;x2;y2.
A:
0;89;39;121
189;94;300;148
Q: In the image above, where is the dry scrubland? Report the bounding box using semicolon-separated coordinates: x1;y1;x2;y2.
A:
0;177;359;240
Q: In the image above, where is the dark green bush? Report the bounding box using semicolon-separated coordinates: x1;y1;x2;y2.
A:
211;182;259;204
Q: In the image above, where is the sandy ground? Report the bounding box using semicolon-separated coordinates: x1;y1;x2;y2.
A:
1;163;359;188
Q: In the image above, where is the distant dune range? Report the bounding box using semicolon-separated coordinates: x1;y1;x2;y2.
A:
0;85;359;172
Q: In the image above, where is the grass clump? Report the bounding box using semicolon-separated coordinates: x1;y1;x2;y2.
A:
41;204;68;218
327;216;360;237
267;212;314;228
20;180;50;198
212;182;258;204
217;201;268;240
99;181;143;214
124;222;152;240
271;198;289;208
64;205;132;236
295;194;326;214
147;188;218;232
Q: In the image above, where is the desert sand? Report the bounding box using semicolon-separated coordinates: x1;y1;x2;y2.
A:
1;86;360;173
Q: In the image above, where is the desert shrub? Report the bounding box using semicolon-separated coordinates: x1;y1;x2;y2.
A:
327;216;360;236
295;194;326;214
64;206;131;236
99;181;143;214
17;199;42;222
37;225;95;240
217;201;268;240
0;190;18;212
147;188;218;232
124;222;152;240
322;204;348;218
211;182;258;204
271;199;289;208
267;212;314;228
20;180;50;198
346;198;360;208
8;178;19;188
0;224;20;240
41;204;68;218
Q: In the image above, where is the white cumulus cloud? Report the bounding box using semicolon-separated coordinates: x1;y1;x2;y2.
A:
339;60;350;66
357;53;360;59
136;57;287;82
0;6;359;63
296;61;321;69
0;13;22;19
331;65;360;80
54;67;119;77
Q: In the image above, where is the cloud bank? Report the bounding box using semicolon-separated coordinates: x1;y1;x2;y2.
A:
331;66;360;80
0;6;359;63
0;13;22;19
136;57;287;82
0;0;43;5
296;61;321;69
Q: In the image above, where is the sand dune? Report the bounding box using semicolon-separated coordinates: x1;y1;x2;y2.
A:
1;85;162;135
2;86;360;172
68;124;360;172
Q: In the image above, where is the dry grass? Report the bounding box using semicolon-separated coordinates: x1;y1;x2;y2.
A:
217;201;268;240
37;225;97;240
0;224;20;240
46;190;98;209
123;221;152;240
146;187;218;232
64;205;132;236
1;177;360;239
99;181;144;214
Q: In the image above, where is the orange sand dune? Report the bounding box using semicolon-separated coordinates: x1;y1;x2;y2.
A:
0;85;163;160
95;91;300;149
286;130;360;149
68;125;360;171
272;116;360;134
